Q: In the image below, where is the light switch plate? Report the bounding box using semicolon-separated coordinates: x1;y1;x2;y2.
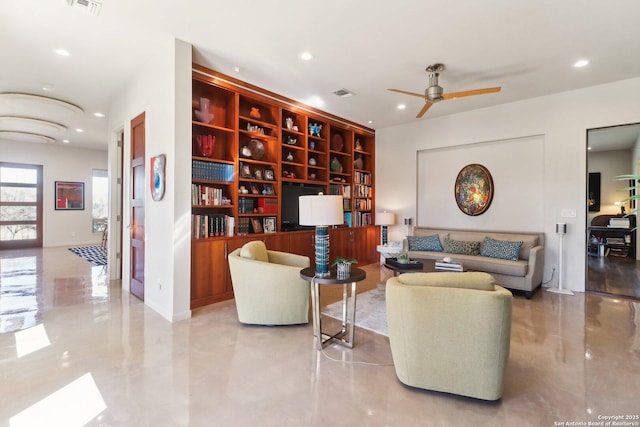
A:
561;209;577;218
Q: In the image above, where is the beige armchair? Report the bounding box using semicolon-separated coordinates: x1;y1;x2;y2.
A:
228;241;310;325
386;272;513;400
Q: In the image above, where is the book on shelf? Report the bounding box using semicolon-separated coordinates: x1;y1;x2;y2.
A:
192;214;235;238
192;160;235;182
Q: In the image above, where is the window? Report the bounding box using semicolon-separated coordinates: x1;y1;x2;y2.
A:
0;162;43;249
92;170;108;232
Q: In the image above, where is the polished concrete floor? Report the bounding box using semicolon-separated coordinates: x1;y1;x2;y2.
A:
587;254;640;299
1;247;640;426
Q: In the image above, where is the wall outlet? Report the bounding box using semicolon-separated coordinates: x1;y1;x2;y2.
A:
551;265;557;273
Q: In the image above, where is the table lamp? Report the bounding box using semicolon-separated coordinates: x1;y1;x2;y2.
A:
299;193;344;277
375;211;395;245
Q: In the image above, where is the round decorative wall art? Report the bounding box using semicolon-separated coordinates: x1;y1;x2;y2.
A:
454;163;494;216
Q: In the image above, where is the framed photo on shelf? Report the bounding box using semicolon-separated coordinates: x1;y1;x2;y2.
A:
240;162;252;178
250;218;263;234
254;168;263;180
250;183;260;194
263;217;276;233
264;168;274;181
55;181;85;210
263;183;275;195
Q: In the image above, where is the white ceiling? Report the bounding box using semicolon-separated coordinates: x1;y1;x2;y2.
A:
1;0;640;151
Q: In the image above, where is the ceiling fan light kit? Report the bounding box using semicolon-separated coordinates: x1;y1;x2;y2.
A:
389;63;502;118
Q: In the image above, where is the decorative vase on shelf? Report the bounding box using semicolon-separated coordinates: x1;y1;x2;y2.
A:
330;157;343;172
286;152;294;161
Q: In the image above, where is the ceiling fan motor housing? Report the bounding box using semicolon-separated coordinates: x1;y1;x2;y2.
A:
426;84;443;102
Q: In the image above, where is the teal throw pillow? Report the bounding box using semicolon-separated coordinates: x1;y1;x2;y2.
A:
480;237;523;261
408;234;443;252
443;238;481;256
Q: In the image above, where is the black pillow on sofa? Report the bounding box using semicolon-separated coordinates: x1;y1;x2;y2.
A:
480;237;523;261
443;238;481;256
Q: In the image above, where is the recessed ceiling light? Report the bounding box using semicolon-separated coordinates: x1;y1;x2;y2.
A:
368;120;374;124
300;51;313;61
397;104;407;110
574;59;589;68
75;128;84;132
587;146;592;150
93;112;105;118
54;48;71;57
232;66;241;73
62;139;70;144
42;84;55;92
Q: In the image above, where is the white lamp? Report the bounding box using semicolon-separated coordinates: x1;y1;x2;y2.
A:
547;223;574;295
299;194;344;277
375;211;395;245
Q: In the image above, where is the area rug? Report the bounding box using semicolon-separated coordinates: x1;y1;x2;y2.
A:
323;286;388;336
69;246;107;266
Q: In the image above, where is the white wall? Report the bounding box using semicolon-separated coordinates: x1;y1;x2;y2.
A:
108;37;192;322
0;140;107;247
377;77;640;292
587;149;632;223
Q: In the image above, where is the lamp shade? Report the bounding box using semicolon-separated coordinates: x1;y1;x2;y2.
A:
299;194;344;226
375;212;395;226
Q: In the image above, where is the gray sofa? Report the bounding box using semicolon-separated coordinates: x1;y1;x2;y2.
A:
406;227;545;297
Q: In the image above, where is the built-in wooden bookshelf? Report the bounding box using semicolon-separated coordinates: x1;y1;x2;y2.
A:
190;64;376;308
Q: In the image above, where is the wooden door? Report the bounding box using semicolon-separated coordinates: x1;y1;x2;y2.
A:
130;113;145;301
288;230;316;265
191;239;230;308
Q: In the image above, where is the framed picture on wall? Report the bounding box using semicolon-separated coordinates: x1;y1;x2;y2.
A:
55;181;85;210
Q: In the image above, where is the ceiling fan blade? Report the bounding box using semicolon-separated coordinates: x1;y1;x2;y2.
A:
416;102;433;118
388;88;425;99
442;86;501;100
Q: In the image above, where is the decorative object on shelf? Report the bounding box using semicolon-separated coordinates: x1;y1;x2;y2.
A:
246;123;265;134
150;154;166;202
240;144;252;158
355;138;362;150
354;153;363;170
299;194;344;277
331;133;344;151
248;139;265;160
309;141;316;150
309;123;322;137
263;183;275;195
239;185;249;194
264;168;274;180
55;181;85;210
292;125;298;131
285;117;294;130
254;168;263;180
286;152;294;161
263;217;277;233
454;163;494;216
375;211;396;245
285;135;297;145
547;223;574;296
309;173;317;180
330;157;343;172
194;97;214;124
240;162;252;178
309;157;317;166
249;107;261;119
196;134;216;157
332;257;358;279
250;218;263;234
250;183;260;194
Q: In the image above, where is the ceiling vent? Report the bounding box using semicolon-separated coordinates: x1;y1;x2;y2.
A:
66;0;102;16
332;88;355;98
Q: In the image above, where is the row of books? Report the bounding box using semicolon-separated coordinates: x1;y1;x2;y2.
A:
435;260;464;272
238;197;255;214
192;214;235;238
354;171;372;185
354;184;372;198
192;160;235;182
191;184;230;206
329;183;351;198
355;212;372;226
355;198;372;210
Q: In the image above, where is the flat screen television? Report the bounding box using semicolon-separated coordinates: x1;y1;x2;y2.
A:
281;183;325;231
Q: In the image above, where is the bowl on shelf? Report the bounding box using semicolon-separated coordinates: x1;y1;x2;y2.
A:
195;110;214;124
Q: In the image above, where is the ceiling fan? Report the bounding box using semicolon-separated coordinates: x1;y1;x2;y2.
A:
388;63;501;118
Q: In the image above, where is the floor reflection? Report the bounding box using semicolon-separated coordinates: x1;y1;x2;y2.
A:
0;248;109;334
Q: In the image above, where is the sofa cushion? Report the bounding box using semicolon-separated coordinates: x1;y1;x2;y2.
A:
480;237;523;261
443;238;481;256
240;240;269;263
398;271;496;291
408;234;443;252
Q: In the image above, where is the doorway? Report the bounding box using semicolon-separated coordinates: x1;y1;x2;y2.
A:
0;162;43;250
586;123;640;299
